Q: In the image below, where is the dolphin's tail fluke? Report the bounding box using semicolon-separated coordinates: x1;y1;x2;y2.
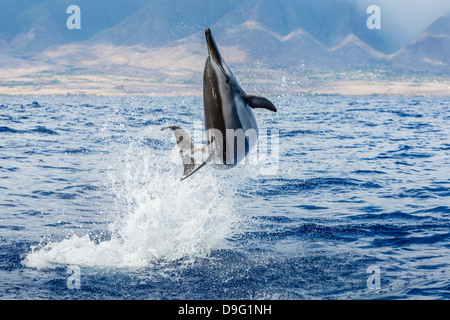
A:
161;126;210;181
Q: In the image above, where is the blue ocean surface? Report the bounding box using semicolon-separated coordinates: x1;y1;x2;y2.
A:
0;95;449;299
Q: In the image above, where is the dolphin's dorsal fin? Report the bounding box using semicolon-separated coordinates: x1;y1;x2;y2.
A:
245;95;277;112
161;126;209;181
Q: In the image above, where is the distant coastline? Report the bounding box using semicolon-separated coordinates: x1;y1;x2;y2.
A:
1;72;448;97
1;2;449;98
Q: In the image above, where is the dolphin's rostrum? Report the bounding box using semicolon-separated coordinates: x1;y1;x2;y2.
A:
162;28;277;181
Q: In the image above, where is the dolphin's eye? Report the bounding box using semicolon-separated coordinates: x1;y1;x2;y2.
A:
225;77;230;84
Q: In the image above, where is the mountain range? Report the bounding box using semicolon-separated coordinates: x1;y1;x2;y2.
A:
0;0;449;81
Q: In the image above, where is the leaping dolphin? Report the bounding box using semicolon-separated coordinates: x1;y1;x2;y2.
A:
162;28;277;181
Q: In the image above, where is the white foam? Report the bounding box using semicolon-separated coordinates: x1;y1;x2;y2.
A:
23;138;239;270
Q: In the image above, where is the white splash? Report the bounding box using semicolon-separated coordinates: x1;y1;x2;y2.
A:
23;137;239;270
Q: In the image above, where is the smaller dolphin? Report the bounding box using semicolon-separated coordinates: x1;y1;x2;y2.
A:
163;28;276;181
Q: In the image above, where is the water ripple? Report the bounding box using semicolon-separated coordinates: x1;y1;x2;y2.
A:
0;96;448;299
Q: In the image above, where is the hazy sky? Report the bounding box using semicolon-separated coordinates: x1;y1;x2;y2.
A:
355;0;450;40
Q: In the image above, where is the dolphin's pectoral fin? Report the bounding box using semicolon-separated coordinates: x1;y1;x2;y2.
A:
161;126;209;181
245;95;277;112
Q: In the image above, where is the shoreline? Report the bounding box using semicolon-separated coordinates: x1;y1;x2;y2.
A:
0;76;449;98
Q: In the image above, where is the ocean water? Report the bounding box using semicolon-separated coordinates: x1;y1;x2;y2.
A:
0;95;449;300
